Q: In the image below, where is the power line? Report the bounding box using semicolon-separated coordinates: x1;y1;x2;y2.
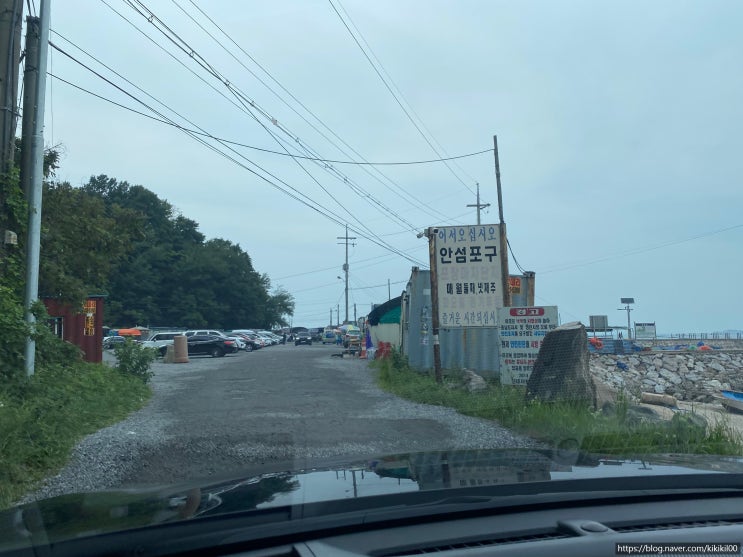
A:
121;0;424;236
539;223;743;275
328;0;476;196
45;47;489;165
182;0;453;223
50;18;428;265
50;40;427;267
507;238;527;274
333;0;481;189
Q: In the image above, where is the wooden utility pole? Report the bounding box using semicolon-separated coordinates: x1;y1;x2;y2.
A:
0;0;22;175
427;227;443;383
494;135;511;307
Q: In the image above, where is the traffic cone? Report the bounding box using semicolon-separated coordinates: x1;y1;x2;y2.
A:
359;346;367;359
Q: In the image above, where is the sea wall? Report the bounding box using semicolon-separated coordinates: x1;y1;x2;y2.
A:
590;351;743;402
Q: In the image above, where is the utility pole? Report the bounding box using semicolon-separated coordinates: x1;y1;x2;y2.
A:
336;304;339;327
337;224;356;324
21;4;50;377
466;182;490;225
493;135;511;307
0;0;22;175
388;278;391;301
353;303;356;323
329;307;332;327
427;227;443;384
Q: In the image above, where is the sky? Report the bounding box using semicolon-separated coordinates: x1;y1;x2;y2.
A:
37;0;743;333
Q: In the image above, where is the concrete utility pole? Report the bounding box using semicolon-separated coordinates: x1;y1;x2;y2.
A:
329;308;332;327
493;135;511;307
337;224;356;324
466;182;490;225
387;278;391;301
21;5;50;377
0;0;22;174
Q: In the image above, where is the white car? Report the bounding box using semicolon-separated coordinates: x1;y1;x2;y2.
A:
140;331;185;356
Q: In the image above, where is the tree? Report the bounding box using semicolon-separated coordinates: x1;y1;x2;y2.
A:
39;182;133;304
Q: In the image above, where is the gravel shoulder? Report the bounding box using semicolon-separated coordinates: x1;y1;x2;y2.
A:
24;347;537;502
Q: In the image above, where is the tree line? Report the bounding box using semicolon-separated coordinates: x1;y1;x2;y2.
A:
2;169;294;331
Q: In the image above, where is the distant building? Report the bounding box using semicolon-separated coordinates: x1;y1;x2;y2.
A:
400;267;537;378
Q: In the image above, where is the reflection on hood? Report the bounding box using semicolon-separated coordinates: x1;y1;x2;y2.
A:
2;448;742;550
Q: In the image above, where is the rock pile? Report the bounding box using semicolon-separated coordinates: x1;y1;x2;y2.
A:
590;352;743;402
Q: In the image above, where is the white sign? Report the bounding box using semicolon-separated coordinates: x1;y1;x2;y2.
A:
434;225;503;327
635;322;656;339
497;306;559;385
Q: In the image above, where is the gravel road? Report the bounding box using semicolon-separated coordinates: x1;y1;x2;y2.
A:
25;344;537;501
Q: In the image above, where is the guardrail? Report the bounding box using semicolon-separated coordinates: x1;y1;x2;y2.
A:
657;332;743;340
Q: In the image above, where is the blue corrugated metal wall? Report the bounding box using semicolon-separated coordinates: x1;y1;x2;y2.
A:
401;268;501;378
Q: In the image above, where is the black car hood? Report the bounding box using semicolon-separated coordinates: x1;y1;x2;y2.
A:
3;448;743;549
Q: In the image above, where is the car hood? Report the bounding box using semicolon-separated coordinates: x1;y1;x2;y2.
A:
3;449;743;549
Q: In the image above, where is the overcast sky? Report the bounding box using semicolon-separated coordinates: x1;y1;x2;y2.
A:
41;0;742;333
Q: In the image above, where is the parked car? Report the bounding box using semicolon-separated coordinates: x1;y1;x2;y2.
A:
255;331;277;345
343;328;362;349
140;331;184;356
184;329;227;338
229;332;260;351
321;329;337;344
186;334;237;357
294;331;312;346
245;333;266;348
102;335;127;349
228;336;247;350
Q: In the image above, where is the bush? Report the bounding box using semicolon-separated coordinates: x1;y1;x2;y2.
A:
0;285;29;382
113;339;157;383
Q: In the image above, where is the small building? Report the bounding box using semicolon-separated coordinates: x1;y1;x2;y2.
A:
367;296;402;348
43;295;106;363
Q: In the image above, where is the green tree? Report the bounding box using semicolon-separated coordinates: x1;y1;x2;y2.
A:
39;182;133;304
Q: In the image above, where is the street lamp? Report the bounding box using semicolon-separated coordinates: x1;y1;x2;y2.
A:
617;298;634;340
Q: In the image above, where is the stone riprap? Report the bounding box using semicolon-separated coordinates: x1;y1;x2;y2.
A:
590;351;743;402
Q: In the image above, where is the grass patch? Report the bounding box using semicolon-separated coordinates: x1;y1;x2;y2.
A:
0;362;151;509
373;354;743;458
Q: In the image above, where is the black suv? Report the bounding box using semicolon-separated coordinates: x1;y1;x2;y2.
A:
187;334;237;357
294;331;312;346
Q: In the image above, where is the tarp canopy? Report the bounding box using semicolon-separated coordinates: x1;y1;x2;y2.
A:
117;328;142;336
368;296;402;326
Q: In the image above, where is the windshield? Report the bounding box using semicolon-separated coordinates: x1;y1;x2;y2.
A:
1;0;742;550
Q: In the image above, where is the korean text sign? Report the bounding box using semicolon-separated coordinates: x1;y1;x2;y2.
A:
497;306;559;385
434;225;503;327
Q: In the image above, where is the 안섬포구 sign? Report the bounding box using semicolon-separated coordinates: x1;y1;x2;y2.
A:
434;225;503;327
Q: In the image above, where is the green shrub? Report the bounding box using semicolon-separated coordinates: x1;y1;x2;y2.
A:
373;356;743;457
113;339;157;383
0;362;151;509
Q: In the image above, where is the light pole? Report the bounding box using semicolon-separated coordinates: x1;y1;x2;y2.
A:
617;298;634;340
